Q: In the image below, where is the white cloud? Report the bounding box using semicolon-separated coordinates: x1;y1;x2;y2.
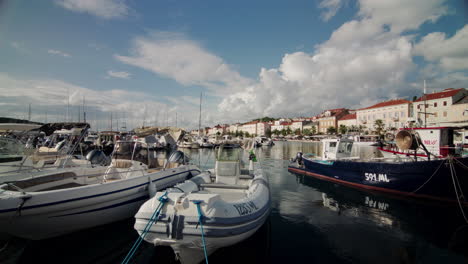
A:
414;24;468;71
115;32;253;95
107;70;131;79
0;73;209;130
48;49;71;58
357;0;448;34
318;0;346;22
55;0;129;19
218;0;450;120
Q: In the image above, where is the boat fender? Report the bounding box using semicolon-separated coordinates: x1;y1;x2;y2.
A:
148;177;157;198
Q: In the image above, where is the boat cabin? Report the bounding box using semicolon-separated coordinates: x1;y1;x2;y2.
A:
321;138;354;161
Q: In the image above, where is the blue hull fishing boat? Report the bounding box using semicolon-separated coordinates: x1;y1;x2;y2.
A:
288;135;468;206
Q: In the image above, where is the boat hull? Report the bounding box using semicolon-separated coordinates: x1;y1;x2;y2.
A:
288;157;468;205
134;169;270;263
0;165;200;240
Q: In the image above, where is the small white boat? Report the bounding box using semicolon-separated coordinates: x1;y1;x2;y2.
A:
0;140;200;240
134;144;270;264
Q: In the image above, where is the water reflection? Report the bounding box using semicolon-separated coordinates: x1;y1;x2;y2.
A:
2;142;467;264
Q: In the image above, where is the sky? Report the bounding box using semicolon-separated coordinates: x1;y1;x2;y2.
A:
1;0;467;131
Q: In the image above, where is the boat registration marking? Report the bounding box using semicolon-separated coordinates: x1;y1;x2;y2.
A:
364;173;390;183
233;201;258;216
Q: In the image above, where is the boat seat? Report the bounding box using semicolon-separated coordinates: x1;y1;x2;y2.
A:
200;183;249;190
166;162;179;169
147;168;161;173
112;160;133;168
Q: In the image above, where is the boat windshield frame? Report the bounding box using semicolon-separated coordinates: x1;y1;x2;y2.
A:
216;145;240;161
112;141;150;165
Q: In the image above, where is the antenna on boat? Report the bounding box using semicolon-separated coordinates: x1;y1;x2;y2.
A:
28;103;31;121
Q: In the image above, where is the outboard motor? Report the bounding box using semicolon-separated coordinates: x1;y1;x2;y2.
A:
292;152;303;166
86;149;111;166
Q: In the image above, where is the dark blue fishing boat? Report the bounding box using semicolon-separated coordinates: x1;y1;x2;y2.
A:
288;137;468;206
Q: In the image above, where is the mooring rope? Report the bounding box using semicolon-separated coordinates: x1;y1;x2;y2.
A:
448;158;468;224
121;192;168;264
193;200;209;264
411;159;445;193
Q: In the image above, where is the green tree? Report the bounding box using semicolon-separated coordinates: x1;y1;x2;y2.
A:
373;119;385;138
303;128;312;136
358;125;366;133
281;129;287;136
272;129;280;136
286;127;292;135
311;126;317;135
339;125;348;134
294;128;301;135
244;131;250;138
327;126;337;134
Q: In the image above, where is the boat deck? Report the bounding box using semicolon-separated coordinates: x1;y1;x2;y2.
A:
41;182;85;191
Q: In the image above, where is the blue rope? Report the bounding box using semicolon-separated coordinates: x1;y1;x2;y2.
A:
193;200;209;264
121;192;168;264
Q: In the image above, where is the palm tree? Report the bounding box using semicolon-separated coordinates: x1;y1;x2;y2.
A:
374;119;385;139
327;126;337;134
339;125;347;134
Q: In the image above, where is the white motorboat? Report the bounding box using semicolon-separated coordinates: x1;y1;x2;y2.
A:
0;123;107;182
133;144;270;264
196;136;214;148
0;140;200;240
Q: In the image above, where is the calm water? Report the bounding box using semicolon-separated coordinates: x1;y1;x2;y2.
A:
2;141;467;264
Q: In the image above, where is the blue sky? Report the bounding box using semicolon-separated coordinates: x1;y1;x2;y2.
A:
1;0;467;130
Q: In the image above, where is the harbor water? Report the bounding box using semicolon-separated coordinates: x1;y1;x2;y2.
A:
1;141;467;264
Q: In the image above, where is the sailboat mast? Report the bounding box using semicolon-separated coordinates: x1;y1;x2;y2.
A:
198;92;202;136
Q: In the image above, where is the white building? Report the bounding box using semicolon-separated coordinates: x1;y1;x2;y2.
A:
414;88;467;127
240;121;271;136
356;99;412;131
337;113;357;128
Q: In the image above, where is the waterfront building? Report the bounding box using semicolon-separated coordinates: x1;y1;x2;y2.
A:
241;121;271;136
271;121;292;133
338;113;357;128
356;99;412;131
208;124;226;135
413;88;467;127
228;123;241;134
317;108;349;134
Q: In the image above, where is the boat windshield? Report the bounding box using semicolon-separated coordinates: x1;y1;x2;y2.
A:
0;137;24;156
216;146;240;161
337;141;353;154
113;141;148;165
